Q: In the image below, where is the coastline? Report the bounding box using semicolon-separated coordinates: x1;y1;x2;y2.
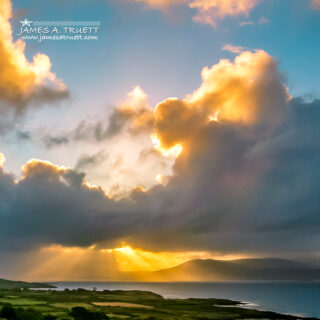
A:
1;286;318;320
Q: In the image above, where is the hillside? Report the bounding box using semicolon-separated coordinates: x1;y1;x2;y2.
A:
120;258;320;282
0;278;56;289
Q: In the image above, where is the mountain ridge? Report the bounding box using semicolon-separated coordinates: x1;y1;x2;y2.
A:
118;258;320;282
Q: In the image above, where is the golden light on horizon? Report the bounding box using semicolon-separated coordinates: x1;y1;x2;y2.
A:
106;245;215;271
21;243;255;281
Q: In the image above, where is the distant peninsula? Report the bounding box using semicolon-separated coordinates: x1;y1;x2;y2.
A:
0;278;56;290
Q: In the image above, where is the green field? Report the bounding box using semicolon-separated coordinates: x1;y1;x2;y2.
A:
0;288;317;320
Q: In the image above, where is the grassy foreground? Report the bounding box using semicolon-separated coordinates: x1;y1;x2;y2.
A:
0;288;317;320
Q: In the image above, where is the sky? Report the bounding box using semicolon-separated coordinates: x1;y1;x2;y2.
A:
0;0;319;281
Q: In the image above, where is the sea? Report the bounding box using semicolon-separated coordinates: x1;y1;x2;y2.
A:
49;282;320;318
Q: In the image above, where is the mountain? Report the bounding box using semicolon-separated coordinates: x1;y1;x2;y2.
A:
0;278;56;289
119;258;320;282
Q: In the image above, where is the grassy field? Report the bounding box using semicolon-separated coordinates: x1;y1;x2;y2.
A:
0;288;318;320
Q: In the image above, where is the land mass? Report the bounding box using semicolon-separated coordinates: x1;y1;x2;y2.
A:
118;258;320;281
0;278;56;290
0;287;318;320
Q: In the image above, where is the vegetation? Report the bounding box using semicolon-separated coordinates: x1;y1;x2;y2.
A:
0;288;317;320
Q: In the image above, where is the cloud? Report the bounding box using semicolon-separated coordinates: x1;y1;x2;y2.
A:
0;159;132;252
75;150;108;171
42;86;153;149
21;159;68;181
128;97;320;255
222;43;246;53
124;0;318;27
126;0;261;27
310;0;320;9
188;0;261;27
37;86;172;199
106;86;154;136
0;51;320;268
0;0;68;120
151;50;288;153
132;0;187;10
258;16;270;24
239;20;254;26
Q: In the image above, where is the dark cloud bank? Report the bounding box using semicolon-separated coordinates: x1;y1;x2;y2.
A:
0;97;320;258
0;50;319;261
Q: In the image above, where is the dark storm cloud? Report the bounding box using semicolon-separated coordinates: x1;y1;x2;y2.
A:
1;48;320;258
129;98;320;254
0;160;141;252
0;98;320;257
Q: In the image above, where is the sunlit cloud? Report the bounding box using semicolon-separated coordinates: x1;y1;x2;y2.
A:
21;159;67;180
0;0;68;120
0;46;319;279
38;50;289;198
149;50;289;153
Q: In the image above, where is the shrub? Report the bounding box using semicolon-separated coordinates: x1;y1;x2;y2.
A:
69;307;109;320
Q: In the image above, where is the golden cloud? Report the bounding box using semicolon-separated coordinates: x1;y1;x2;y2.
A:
0;0;68;112
19;158;108;197
21;159;67;180
117;86;154;133
151;50;289;152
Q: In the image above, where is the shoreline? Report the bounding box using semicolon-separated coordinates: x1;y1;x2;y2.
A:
40;281;320;319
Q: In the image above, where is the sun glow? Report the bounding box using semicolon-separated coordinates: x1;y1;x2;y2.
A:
151;133;183;158
104;245;217;272
209;109;220;122
0;153;5;168
21;243;255;281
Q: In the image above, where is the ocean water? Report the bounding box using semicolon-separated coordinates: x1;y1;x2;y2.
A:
51;282;320;318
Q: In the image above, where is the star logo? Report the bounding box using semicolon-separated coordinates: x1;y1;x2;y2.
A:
20;18;32;27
